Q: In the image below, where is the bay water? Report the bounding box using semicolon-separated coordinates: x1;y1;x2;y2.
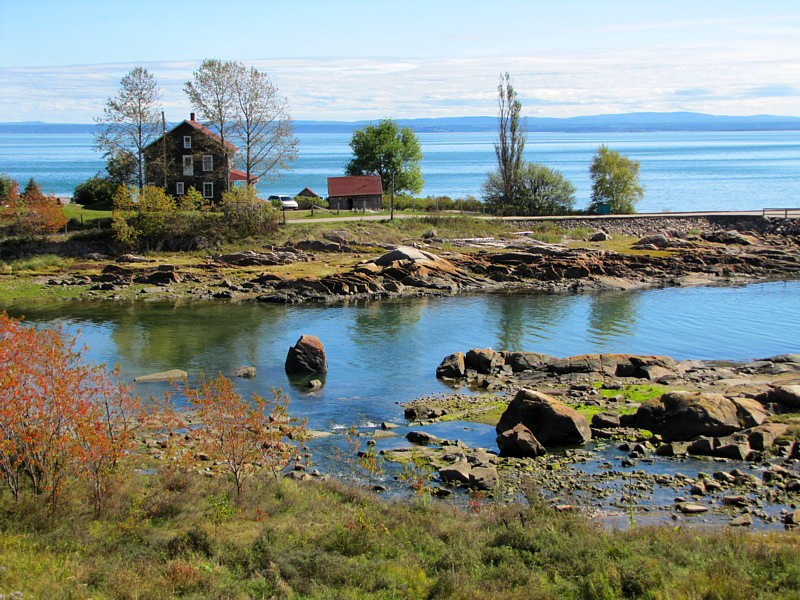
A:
1;130;798;213
3;281;798;431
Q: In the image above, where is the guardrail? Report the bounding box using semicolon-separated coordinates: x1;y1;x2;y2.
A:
762;208;800;218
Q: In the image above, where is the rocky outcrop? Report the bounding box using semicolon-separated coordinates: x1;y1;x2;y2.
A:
496;389;591;447
214;249;311;266
436;350;679;381
284;335;328;375
634;391;742;441
465;348;504;374
770;385;800;408
436;353;466;378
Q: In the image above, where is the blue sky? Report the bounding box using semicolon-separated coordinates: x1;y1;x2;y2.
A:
1;0;799;122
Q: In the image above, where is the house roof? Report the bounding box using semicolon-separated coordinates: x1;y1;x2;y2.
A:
185;119;238;152
144;118;237;153
297;187;320;197
327;176;383;197
229;168;259;183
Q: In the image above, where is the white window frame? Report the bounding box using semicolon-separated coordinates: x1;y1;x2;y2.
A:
202;154;213;172
183;135;191;149
182;155;193;176
176;182;184;195
203;182;214;199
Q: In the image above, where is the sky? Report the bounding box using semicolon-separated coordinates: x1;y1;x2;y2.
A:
1;0;799;122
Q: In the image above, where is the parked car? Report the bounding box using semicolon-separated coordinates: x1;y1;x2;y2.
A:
268;194;298;210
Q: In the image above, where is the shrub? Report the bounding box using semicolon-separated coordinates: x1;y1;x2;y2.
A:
73;177;117;209
0;314;142;511
220;187;280;238
0;177;66;238
184;375;306;498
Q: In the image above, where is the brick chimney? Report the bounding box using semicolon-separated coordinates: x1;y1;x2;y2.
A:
190;112;195;122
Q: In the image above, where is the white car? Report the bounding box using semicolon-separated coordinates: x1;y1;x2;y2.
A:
268;194;298;210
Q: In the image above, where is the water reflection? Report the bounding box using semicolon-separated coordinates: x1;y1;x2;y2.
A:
4;281;800;428
586;292;639;344
488;292;571;352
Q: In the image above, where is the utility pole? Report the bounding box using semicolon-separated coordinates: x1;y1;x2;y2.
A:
161;111;167;189
390;172;395;221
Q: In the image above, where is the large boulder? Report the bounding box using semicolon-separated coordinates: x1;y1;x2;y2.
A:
633;391;742;441
495;389;591;447
284;334;328;375
496;423;546;457
374;246;446;266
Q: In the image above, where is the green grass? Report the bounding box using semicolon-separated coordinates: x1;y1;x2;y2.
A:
1;472;799;599
62;204;114;222
0;278;86;301
0;254;65;274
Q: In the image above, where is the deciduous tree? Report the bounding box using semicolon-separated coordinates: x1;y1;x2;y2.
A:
589;145;644;214
185;59;238;192
231;65;298;185
345;119;424;199
95;67;161;189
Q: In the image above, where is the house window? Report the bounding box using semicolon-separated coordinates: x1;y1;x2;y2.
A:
182;155;193;176
203;182;214;199
176;182;184;195
183;136;191;149
202;155;213;171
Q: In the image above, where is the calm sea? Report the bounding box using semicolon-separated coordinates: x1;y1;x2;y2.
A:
1;130;798;213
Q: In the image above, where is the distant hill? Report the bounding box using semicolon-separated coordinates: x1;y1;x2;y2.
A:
2;112;799;134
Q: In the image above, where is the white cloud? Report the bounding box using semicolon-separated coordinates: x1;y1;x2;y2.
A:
1;43;799;122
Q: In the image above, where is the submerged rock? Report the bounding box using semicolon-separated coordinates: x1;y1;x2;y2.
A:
285;335;328;375
134;369;187;382
235;366;257;378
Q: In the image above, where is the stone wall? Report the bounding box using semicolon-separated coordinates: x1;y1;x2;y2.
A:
509;215;800;237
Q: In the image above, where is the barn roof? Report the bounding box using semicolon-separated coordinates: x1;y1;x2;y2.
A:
229;168;259;183
327;176;383;197
297;187;320;197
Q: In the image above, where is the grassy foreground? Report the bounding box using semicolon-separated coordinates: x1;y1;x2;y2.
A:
1;472;799;599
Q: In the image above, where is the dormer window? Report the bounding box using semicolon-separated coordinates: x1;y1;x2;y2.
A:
202;155;213;171
183;135;192;149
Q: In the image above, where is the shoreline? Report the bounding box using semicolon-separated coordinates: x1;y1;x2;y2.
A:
1;214;797;307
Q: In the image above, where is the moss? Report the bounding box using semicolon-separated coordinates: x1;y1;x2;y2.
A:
599;384;667;403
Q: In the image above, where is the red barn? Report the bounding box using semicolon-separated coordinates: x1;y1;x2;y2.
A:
327;176;383;211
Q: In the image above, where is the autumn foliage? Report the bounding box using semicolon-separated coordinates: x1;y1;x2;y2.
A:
0;177;67;237
0;313;141;511
185;375;306;498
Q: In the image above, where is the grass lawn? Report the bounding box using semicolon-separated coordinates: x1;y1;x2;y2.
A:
62;203;113;222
